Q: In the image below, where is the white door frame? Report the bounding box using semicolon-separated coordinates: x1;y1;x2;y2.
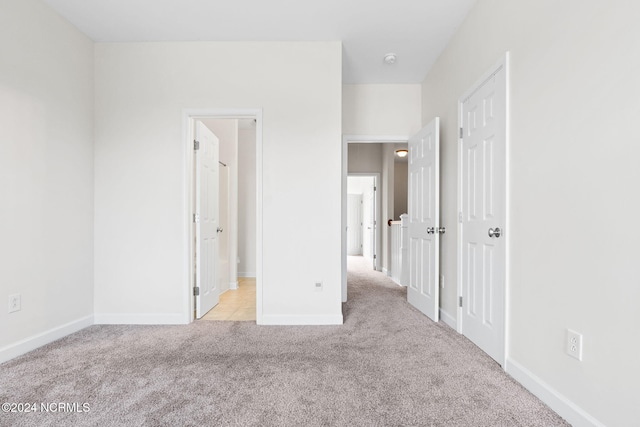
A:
183;108;263;324
348;173;380;270
456;53;510;366
342;135;410;302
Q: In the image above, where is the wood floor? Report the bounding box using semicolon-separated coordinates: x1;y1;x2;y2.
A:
201;277;256;321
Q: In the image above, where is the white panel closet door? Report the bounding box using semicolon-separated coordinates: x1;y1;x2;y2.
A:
195;121;220;319
407;118;440;322
460;63;507;365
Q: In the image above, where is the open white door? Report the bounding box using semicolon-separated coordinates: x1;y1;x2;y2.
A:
362;183;376;269
458;58;507;365
347;194;363;255
195;121;220;318
407;118;440;321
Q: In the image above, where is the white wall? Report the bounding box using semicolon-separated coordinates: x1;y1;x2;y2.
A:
348;143;382;174
237;126;256;277
343;84;421;135
393;155;408;219
421;0;639;425
94;42;342;325
0;0;94;360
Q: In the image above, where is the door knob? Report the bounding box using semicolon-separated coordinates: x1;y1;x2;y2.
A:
217;227;223;233
488;227;502;238
437;227;446;234
427;227;435;234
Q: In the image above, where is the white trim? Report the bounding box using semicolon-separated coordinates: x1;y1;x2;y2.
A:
506;358;605;427
229;281;239;290
238;272;256;278
456;53;510;367
182;108;263;325
0;315;93;364
503;52;512;369
390;278;405;287
343;135;411;144
94;313;185;325
456;99;463;333
439;309;457;329
382;267;389;276
261;314;343;325
341;133;348;302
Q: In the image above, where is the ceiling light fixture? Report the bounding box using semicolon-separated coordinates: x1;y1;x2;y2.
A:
395;149;408;158
384;53;397;65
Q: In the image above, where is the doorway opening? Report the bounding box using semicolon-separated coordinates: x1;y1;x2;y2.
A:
347;174;379;269
341;136;410;303
183;109;262;324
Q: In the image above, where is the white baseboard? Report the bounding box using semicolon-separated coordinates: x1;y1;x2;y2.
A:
439;309;457;329
0;315;93;364
390;276;405;287
238;272;256;278
94;313;186;325
506;358;605;427
229;281;238;290
382;268;389;276
260;314;343;325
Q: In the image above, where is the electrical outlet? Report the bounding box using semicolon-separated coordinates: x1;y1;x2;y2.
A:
440;275;444;289
8;294;21;313
566;329;583;361
314;281;323;292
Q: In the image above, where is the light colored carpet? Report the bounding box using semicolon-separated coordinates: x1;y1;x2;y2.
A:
0;256;569;426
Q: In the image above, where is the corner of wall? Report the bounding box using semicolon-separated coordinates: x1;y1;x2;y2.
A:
505;358;606;427
0;316;94;364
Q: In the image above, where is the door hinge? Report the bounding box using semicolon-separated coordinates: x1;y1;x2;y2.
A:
194;286;200;296
373;186;377;191
373;254;377;259
194;139;200;150
458;212;463;223
193;213;200;223
459;296;463;307
459;128;463;139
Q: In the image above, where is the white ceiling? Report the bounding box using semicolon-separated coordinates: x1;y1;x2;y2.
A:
42;0;476;84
